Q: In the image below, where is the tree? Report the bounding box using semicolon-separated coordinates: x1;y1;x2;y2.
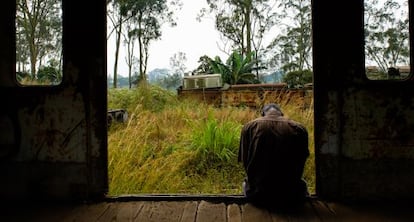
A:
16;0;62;80
192;55;214;74
210;51;260;85
127;0;182;83
364;0;409;75
170;52;187;76
282;69;312;88
199;0;277;61
122;21;140;89
156;52;186;90
266;0;312;73
107;0;130;88
160;73;182;90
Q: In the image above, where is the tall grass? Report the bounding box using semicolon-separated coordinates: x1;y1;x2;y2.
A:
107;83;314;195
189;112;241;162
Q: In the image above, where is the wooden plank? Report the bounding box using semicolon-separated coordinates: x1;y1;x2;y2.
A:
196;200;226;222
0;203;76;222
116;201;144;221
241;203;273;222
38;206;78;222
97;203;119;222
326;201;414;222
5;200;414;222
62;202;110;222
227;204;241;222
180;201;198;222
268;206;290;222
135;201;186;222
285;201;321;222
310;200;336;221
325;202;384;222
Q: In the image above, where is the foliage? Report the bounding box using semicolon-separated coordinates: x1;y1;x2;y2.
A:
123;19;140;89
282;69;313;88
108;81;177;112
364;0;409;74
125;0;182;82
37;65;62;84
148;68;170;83
157;73;182;91
16;0;62;79
192;55;215;74
16;72;31;83
170;52;187;75
266;0;312;73
107;0;126;88
107;85;315;195
107;0;182;87
209;51;261;84
199;0;277;58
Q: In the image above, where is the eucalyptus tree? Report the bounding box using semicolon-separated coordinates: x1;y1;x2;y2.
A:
156;52;186;90
364;0;409;74
199;0;277;61
107;0;129;88
169;51;187;76
107;0;181;86
122;21;139;89
127;0;182;82
16;0;62;80
266;0;312;73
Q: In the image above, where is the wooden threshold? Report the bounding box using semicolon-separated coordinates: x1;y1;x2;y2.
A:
1;195;413;221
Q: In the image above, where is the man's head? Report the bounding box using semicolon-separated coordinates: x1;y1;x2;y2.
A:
261;103;284;117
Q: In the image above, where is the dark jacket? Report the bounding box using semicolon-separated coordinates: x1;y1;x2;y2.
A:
238;113;309;203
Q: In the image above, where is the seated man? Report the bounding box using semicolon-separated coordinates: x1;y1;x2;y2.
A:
238;103;309;205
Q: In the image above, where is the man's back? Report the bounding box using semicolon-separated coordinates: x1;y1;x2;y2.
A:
239;106;309;203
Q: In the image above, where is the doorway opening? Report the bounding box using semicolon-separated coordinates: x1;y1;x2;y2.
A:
105;0;315;196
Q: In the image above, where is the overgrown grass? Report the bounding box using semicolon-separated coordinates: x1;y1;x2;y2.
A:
107;83;314;195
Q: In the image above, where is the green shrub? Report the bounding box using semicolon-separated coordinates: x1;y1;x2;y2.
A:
108;82;178;113
283;69;313;88
189;113;242;162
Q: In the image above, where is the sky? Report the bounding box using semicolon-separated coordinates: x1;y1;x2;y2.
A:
107;0;227;77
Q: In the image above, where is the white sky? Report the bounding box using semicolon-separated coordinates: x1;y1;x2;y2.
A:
107;0;227;76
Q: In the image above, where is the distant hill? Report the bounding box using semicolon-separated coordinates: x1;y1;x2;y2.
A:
260;70;284;83
108;68;172;88
148;68;171;84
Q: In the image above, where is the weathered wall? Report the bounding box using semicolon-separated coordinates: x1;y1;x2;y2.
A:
0;0;107;200
178;83;313;110
313;1;414;201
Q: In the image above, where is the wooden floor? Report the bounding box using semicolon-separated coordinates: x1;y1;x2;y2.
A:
1;197;413;221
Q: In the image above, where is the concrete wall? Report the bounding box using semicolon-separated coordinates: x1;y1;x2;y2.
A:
313;0;414;201
178;84;313;110
0;0;107;200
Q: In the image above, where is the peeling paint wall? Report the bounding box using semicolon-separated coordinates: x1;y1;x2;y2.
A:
0;0;107;200
178;84;312;109
313;1;414;200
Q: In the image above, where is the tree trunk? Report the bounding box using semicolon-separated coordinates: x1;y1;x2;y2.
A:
113;11;122;88
245;0;252;56
138;13;145;82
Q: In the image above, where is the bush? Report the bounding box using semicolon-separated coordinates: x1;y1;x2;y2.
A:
108;81;178;113
188;113;242;162
283;69;313;88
